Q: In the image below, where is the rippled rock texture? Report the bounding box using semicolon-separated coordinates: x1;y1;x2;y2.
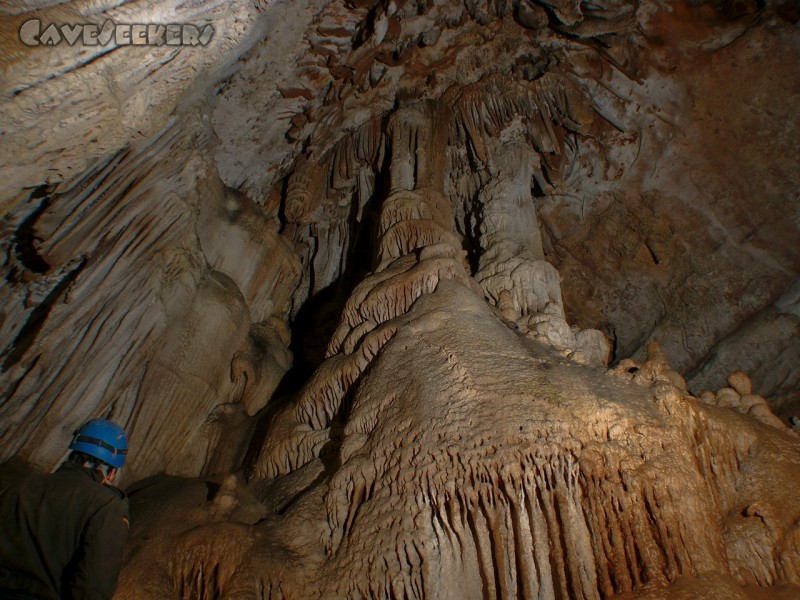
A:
1;0;799;597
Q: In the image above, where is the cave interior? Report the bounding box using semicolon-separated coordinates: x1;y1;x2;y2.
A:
1;0;799;598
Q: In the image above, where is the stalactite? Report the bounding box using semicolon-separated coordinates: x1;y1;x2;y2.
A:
448;73;594;157
454;115;610;364
285;157;328;225
323;420;729;598
251;99;480;483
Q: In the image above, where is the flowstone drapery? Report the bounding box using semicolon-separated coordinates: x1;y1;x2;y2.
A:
1;0;799;599
117;94;799;599
121;279;800;600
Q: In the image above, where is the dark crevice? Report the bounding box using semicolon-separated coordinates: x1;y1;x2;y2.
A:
351;5;376;50
276;175;291;234
243;147;392;476
5;266;20;285
11;45;123;97
537;484;566;600
477;500;505;599
276;204;379;397
14;186;53;274
645;240;661;265
530;176;548;199
553;492;576;600
464;185;484;276
205;481;222;501
600;321;620;366
273;142;391;401
1;258;87;373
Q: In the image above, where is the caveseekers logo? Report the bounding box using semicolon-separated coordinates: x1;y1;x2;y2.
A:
19;19;214;47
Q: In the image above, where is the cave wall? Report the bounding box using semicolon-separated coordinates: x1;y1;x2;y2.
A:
1;0;800;597
3;0;795;480
120;72;799;599
0;1;310;480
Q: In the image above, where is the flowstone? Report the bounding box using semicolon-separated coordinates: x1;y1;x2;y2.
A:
117;279;800;599
118;89;800;594
0;1;798;599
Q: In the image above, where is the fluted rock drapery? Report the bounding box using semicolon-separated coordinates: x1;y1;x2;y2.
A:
0;0;798;598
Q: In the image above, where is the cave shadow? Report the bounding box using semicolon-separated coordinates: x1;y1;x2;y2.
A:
271;130;393;401
242;137;394;479
240;268;374;481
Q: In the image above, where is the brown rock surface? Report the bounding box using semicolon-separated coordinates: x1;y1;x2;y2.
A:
0;0;798;598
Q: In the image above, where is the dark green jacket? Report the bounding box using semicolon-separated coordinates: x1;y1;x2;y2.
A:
0;461;128;600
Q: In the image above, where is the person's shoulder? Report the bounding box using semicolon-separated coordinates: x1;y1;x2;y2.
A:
84;482;129;529
53;461;98;491
102;483;127;502
57;463;126;504
0;458;39;498
97;484;129;530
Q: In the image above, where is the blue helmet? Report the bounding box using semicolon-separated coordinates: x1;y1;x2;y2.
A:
69;419;128;468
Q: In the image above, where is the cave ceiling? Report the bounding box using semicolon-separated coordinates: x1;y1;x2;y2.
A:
1;0;800;597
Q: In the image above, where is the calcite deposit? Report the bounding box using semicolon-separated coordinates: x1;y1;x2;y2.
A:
1;0;799;598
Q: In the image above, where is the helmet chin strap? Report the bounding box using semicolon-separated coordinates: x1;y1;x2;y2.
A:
98;463;118;485
71;457;118;484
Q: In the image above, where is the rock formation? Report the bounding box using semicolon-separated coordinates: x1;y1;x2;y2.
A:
1;0;799;598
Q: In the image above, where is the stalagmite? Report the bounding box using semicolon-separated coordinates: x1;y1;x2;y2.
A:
452;91;611;365
696;369;793;434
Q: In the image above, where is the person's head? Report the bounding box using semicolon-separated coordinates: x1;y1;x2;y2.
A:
68;419;128;484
